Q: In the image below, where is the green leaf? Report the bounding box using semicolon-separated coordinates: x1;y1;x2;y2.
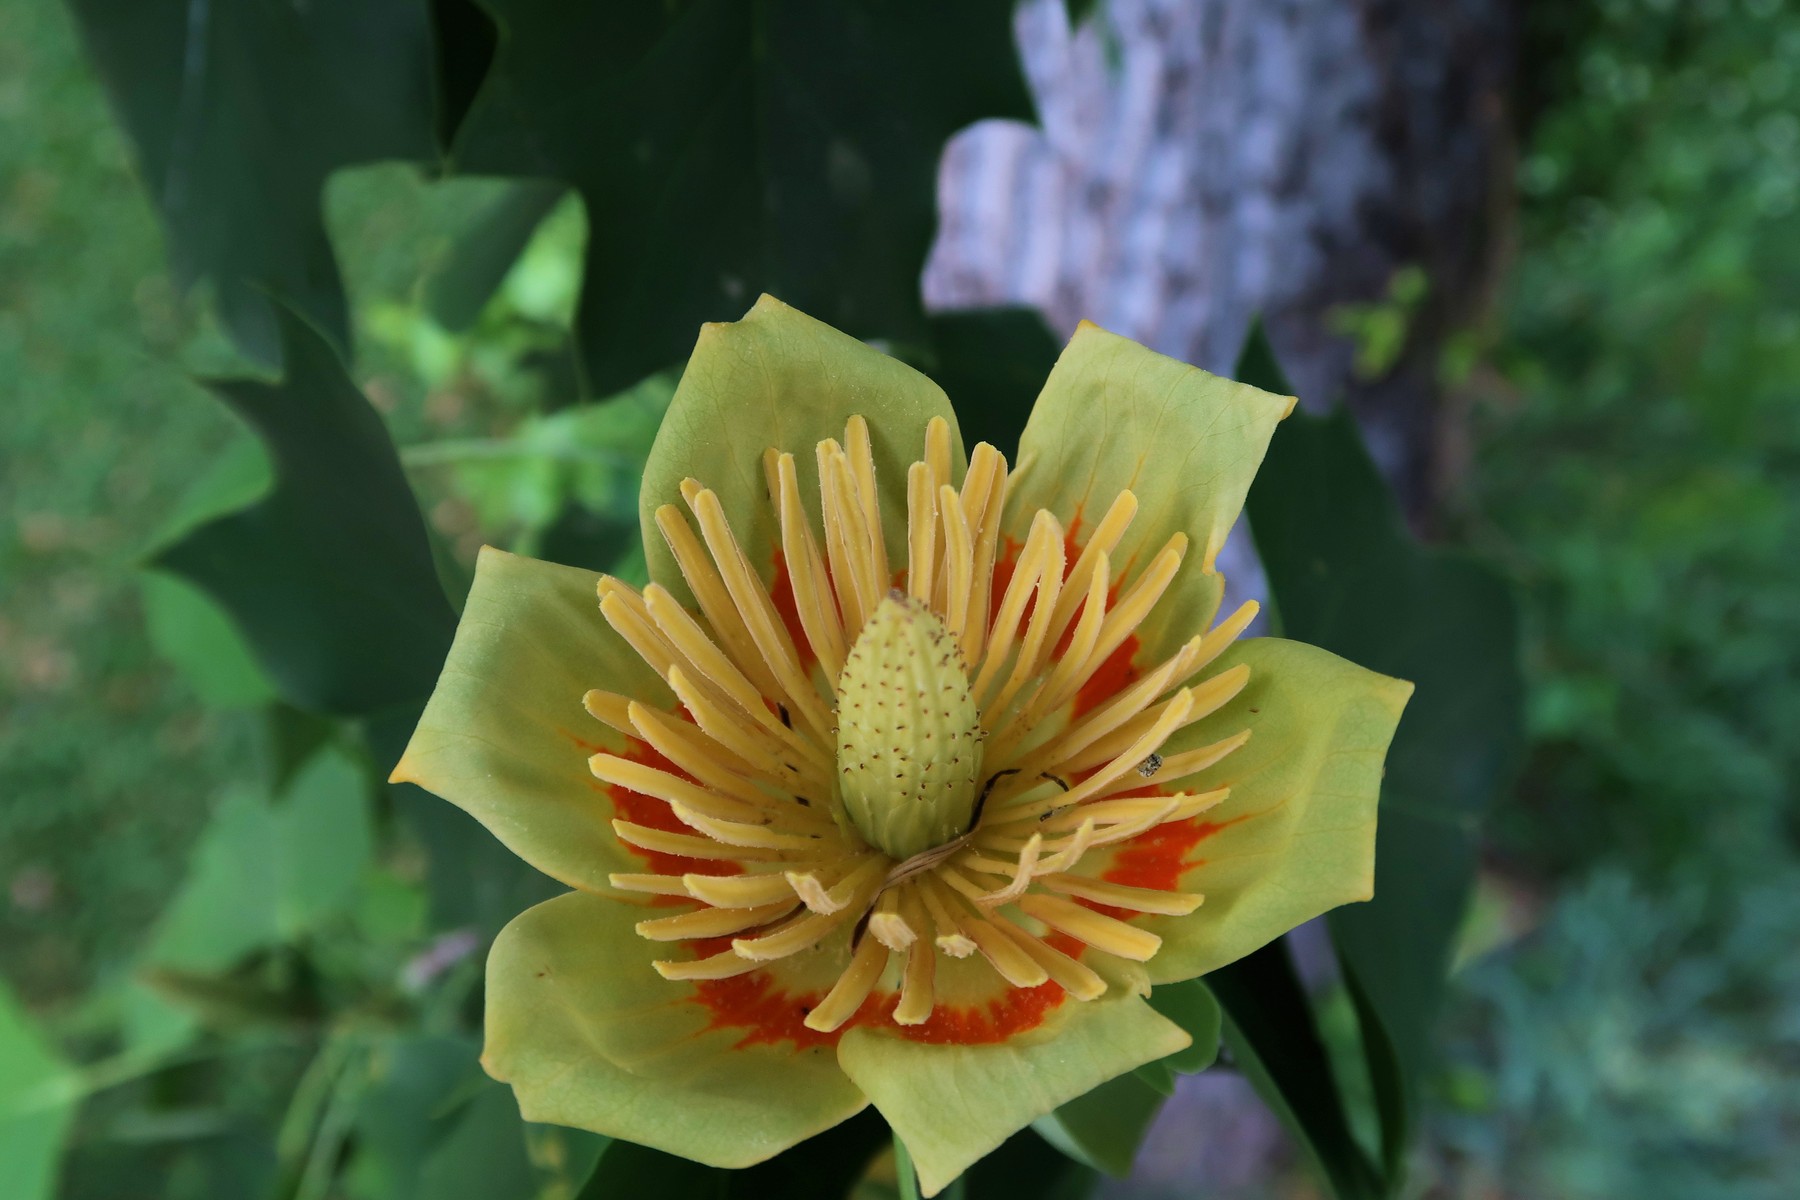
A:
157;308;456;715
578;1110;887;1199
414;1083;537;1200
1209;940;1383;1200
1238;325;1523;1177
66;0;439;362
424;180;568;332
1031;1072;1165;1178
0;980;81;1200
148;745;376;973
1032;982;1218;1178
138;571;276;708
1145;979;1221;1075
452;0;1034;394
917;308;1061;461
964;1129;1096;1200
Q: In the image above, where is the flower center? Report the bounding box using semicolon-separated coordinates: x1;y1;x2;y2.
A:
583;415;1259;1037
836;594;983;860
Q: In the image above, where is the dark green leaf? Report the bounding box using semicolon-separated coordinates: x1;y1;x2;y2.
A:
917;308;1061;461
1146;978;1222;1075
1238;324;1524;1176
157;309;456;715
1032;1072;1166;1177
414;1082;536;1200
964;1128;1095;1200
579;1109;887;1199
453;0;1034;394
138;571;275;709
66;0;439;362
147;744;376;974
423;180;568;332
1210;940;1384;1200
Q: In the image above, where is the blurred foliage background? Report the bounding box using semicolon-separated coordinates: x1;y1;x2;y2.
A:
1;0;1795;1197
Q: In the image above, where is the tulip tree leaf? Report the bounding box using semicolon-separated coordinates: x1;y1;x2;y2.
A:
1034;980;1220;1177
413;1083;537;1200
1209;941;1384;1200
451;0;1034;394
916;308;1062;461
423;180;568;332
0;981;81;1200
1237;324;1524;1178
66;0;439;364
147;745;376;973
157;309;457;715
578;1111;888;1199
1032;1072;1165;1178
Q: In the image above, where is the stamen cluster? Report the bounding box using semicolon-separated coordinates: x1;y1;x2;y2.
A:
584;417;1255;1032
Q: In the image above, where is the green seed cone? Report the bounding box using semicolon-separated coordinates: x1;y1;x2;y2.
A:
836;593;983;861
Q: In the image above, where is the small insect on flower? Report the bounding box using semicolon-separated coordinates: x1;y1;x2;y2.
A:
391;296;1412;1194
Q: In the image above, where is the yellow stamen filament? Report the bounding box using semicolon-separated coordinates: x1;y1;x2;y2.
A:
588;753;770;826
682;872;800;908
991;916;1109;1001
609;872;692;897
1042;874;1206;916
774;453;848;683
803;934;889;1032
635;899;798;941
588;415;1262;1029
654;949;768;981
1017;893;1163;961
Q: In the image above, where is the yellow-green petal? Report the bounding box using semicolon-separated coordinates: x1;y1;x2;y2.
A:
1107;637;1411;984
836;990;1188;1196
392;547;664;893
484;891;868;1167
1005;322;1294;658
640;295;965;599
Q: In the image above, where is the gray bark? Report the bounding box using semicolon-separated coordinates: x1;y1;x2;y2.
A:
925;0;1517;522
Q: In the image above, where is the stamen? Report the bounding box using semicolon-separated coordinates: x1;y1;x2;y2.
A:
686;487;836;743
1042;874;1205;916
844;416;891;589
609;872;692;897
775;452;848;682
682;872;799;908
802;935;889;1032
668;804;832;851
892;889;938;1025
906;462;938;604
868;886;918;951
787;856;884;914
588;752;771;826
1017;893;1163;962
635;899;799;941
990;916;1109;1001
654;948;767;981
604;418;1260;1033
583;689;635;736
611;819;794;864
918;875;980;957
653;505;786;702
936;482;974;650
1046;490;1137;643
971;511;1057;705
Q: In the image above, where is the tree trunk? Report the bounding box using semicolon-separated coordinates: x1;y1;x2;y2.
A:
925;0;1517;524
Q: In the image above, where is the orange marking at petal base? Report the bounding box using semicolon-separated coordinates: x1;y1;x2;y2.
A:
592;738;743;879
767;554;817;674
1072;633;1141;720
688;940;1068;1049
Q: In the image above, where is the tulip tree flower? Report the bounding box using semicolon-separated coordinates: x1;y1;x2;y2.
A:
392;296;1411;1194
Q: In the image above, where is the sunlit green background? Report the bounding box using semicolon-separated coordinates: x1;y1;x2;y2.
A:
2;0;1796;1197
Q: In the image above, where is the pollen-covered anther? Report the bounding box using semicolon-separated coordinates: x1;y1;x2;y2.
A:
591;413;1261;1030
